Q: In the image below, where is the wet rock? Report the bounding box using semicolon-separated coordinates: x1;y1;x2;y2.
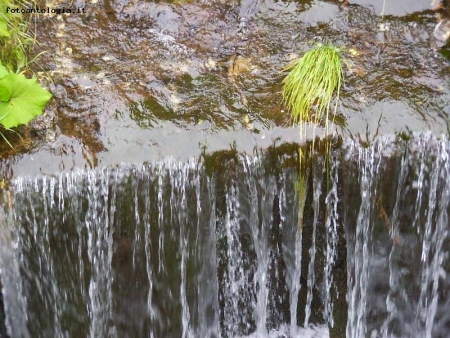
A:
432;1;450;46
227;55;253;78
0;0;449;169
434;19;450;47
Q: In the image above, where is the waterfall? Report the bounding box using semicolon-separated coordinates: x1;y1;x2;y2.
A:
0;202;29;338
0;133;449;337
304;159;323;328
343;133;450;338
345;138;389;338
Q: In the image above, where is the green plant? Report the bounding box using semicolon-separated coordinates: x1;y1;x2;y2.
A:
283;45;345;234
282;44;344;133
0;61;51;146
0;1;51;147
0;0;37;72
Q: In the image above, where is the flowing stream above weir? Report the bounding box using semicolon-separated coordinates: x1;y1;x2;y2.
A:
0;133;450;338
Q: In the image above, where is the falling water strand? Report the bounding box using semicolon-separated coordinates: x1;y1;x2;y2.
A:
416;137;450;337
194;164;202;336
289;213;303;338
423;139;449;338
0;192;30;338
141;166;155;335
425;138;450;336
69;172;88;305
132;167;142;270
346;139;385;338
278;170;300;337
86;169;116;337
209;177;221;338
415;138;441;334
174;160;194;338
223;180;245;335
412;133;432;236
195;174;220;337
381;148;410;337
243;155;272;338
157;162;166;275
304;159;323;327
283;165;307;338
33;176;65;337
348;144;373;338
18;176;73;337
324;153;339;327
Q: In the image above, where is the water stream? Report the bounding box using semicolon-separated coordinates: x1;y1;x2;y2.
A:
0;133;449;337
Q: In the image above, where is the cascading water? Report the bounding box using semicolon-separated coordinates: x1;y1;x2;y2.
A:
0;133;449;338
343;133;450;338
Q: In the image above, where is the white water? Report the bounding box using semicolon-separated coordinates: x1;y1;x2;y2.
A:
344;133;450;338
0;204;29;338
346;138;387;338
240;324;329;338
304;160;323;328
1;133;450;337
324;153;339;327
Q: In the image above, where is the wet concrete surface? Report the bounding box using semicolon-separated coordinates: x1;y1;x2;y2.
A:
347;0;435;16
1;0;450;176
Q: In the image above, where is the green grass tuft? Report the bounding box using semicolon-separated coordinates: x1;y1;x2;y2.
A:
0;0;37;72
282;44;344;132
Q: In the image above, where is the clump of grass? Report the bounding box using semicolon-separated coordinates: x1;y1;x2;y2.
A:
0;0;37;72
282;44;344;132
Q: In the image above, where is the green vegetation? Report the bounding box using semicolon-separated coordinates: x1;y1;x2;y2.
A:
0;61;51;131
282;44;346;233
282;44;344;133
0;0;51;147
0;0;37;72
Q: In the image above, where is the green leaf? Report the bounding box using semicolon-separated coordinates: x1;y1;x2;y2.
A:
0;73;52;129
0;62;10;101
0;90;9;102
0;62;8;79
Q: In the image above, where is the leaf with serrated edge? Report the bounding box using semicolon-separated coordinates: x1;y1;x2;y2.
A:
0;73;52;129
